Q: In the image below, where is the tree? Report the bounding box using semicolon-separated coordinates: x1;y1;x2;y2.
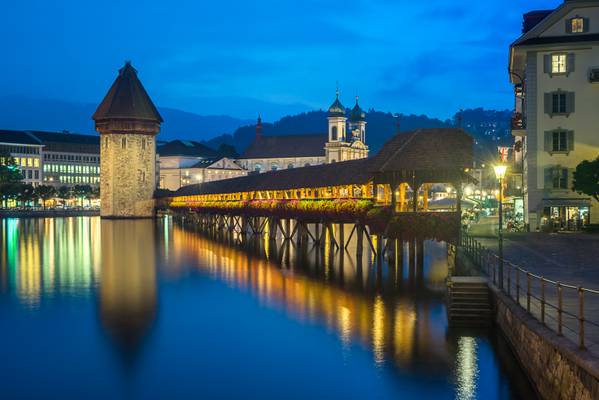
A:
57;186;73;206
572;157;599;202
17;183;36;208
34;185;57;209
0;150;23;208
73;185;93;206
0;150;23;184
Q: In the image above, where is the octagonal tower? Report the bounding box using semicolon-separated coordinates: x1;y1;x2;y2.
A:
93;62;163;218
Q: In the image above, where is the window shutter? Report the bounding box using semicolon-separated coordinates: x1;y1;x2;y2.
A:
566;92;575;114
544;55;551;74
567;130;575;151
566;19;573;34
584;18;590;33
544;167;553;189
544;131;553;152
544;93;552;115
567;53;576;73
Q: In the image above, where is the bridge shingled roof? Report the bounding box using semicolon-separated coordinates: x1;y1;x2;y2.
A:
170;128;473;197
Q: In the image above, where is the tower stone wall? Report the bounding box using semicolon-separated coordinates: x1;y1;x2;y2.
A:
99;129;158;218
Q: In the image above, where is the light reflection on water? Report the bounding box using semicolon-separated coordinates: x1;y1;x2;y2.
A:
0;216;536;399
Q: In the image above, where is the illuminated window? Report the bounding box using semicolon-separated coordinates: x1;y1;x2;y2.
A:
551;54;567;74
33;158;39;167
571;17;584;33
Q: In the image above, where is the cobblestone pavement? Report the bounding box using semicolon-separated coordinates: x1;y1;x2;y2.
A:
467;217;599;354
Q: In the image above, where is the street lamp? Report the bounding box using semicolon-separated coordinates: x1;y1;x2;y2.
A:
494;164;508;289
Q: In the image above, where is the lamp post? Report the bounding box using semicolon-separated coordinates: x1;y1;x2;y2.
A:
494;164;508;289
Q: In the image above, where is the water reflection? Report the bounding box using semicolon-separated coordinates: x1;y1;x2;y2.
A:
0;217;535;399
167;220;453;374
99;220;157;354
0;218;101;306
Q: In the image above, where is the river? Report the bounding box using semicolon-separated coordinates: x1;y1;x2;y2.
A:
0;216;536;399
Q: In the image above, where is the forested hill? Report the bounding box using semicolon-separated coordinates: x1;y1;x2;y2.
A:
204;108;512;161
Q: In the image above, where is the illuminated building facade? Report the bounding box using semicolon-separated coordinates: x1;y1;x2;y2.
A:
158;140;247;191
0;130;44;186
510;0;599;229
237;93;369;174
0;129;100;187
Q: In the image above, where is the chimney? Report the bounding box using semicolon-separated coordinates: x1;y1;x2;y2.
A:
256;115;262;139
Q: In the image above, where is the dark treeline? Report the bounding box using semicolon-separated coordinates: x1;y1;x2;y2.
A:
204;108;513;162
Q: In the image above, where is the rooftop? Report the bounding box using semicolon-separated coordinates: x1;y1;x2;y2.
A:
240;134;327;159
171;128;474;198
93;62;163;123
158;140;217;158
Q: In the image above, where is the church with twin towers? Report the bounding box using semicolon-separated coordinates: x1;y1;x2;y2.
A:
236;90;369;173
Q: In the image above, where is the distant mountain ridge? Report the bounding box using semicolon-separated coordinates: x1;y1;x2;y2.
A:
0;96;512;163
0;96;253;141
205;108;513;160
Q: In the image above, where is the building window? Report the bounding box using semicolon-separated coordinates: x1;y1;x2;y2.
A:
331;126;338;141
121;137;127;149
545;130;573;153
552;54;567;74
271;164;279;171
552;93;566;114
553;131;568;152
254;163;262;173
142;138;146;150
545;91;574;116
548;167;568;189
304;163;311;167
570;17;585;33
287;163;294;169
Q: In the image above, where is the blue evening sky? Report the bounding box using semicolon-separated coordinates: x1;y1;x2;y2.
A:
1;0;562;121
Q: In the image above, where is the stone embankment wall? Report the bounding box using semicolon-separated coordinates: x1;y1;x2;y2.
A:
456;247;599;399
492;287;599;400
0;210;100;218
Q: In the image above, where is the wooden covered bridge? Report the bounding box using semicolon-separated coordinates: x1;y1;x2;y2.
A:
161;128;474;256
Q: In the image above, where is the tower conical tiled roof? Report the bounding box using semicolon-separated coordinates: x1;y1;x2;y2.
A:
93;62;163;123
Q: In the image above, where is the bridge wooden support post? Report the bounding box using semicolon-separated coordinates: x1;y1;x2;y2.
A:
240;216;248;237
300;221;308;245
409;239;416;282
356;224;364;258
375;235;383;262
269;217;278;240
314;223;321;245
338;223;345;252
417;238;425;285
319;223;327;249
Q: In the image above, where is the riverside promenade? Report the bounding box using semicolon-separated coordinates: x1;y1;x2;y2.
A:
468;216;599;354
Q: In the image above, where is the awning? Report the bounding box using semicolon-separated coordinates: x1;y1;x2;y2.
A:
541;198;591;208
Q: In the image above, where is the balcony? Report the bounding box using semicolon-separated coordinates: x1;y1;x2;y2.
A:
511;112;526;137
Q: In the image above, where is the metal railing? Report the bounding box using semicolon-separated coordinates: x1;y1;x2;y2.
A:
460;232;599;353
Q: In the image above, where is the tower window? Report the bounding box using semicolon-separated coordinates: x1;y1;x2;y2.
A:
121;137;127;149
142;138;146;150
331;126;338;141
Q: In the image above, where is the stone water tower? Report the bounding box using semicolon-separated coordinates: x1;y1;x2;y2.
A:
93;62;163;218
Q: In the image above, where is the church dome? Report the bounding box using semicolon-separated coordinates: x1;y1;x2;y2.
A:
349;97;365;122
328;92;346;117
